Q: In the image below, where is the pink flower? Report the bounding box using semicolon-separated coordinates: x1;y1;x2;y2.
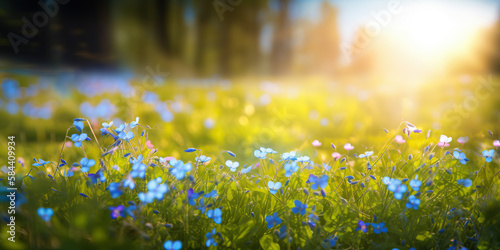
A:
438;135;452;148
395;135;405;144
332;152;341;160
457;136;469;144
312;140;322;147
146;140;154;149
344;143;354;151
65;141;73;147
494;140;500;147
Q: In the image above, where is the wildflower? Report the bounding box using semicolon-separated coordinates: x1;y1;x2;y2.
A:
395;135;405;144
254;149;267;159
80;157;95;172
32;158;49;167
457;179;473;187
344;143;354;151
196;155;211;164
482;149;494;162
37;207;54;221
355;220;369;233
119;131;135;141
297;156;310;163
406;195;420;210
123;174;136;190
494;140;500;147
240;165;252;174
309;174;329;190
225;160;239;172
268;181;282;194
206;228;217;247
73;120;84;132
130;117;140;128
323;235;337;248
206;208;222;224
372;222;388;234
438;135;452;147
71;133;87;147
312;140;321;147
409;175;422;192
359;151;373;158
291;200;307;215
332;152;341;160
386;178;407;200
109;205;125;219
187;188;200;206
170;160;192;180
138;177;168;204
261;147;277;154
163;240;182;250
114;123;127;134
457;136;469;144
453;150;469;165
281;151;296;161
108;182;123;198
88;169;106;184
265;212;282;229
284;162;299;177
204;190;218;199
102;121;113;128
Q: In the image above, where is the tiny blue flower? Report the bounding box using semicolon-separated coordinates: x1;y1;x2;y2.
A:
73;120;84;132
206;228;217;247
409;175;422;192
405;195;420;210
281;151;296;161
119;131;135;141
109;205;125;219
130;117;140;128
254;149;267;159
225;160;239;172
372;222;388;234
453;150;469;165
359;151;373;158
206;208;223;224
187;188;199;206
355;220;369;233
284;161;299;177
102;121;113;128
457;179;473;187
196;155;211;163
291;200;307;215
482;149;494;162
265;212;282;229
71;133;87;147
268;181;282;194
80;157;95;172
296;156;310;162
240;165;252;174
108;182;123;198
309;174;329;190
163;240;182;250
37;207;54;221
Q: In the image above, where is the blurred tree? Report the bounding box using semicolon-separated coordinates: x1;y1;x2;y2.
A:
270;0;292;76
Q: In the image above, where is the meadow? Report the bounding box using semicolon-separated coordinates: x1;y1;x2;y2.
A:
0;76;499;249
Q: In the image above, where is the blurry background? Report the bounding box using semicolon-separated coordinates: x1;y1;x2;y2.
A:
0;0;500;161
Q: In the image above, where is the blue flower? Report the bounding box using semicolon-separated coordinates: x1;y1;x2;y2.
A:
268;181;282;194
32;158;49;167
138;177;168;204
453;150;469;165
206;208;223;224
196;155;211;163
71;133;87;147
187;188;200;206
359;151;373;158
170;160;192;180
109;205;124;219
197;198;207;214
37;207;54;221
206;228;217;247
409;175;422;192
281;151;296;161
265;212;282;229
102;121;113;128
291;200;307;215
284;162;299;177
457;179;473;187
323;235;337;248
225;160;239;172
254;149;267;159
309;174;329;190
130;117;140;128
80;157;95;172
372;222;388;234
204;190;218;199
355;220;369;233
114;123;127;134
240;165;252;174
296;156;310;163
405;195;420;210
386;178;407;200
482;149;494;162
163;240;182;250
119;131;135;141
108;182;123;198
123;175;136;190
73;120;84;133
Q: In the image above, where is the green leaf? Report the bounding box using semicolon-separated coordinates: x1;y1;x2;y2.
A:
259;234;280;250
